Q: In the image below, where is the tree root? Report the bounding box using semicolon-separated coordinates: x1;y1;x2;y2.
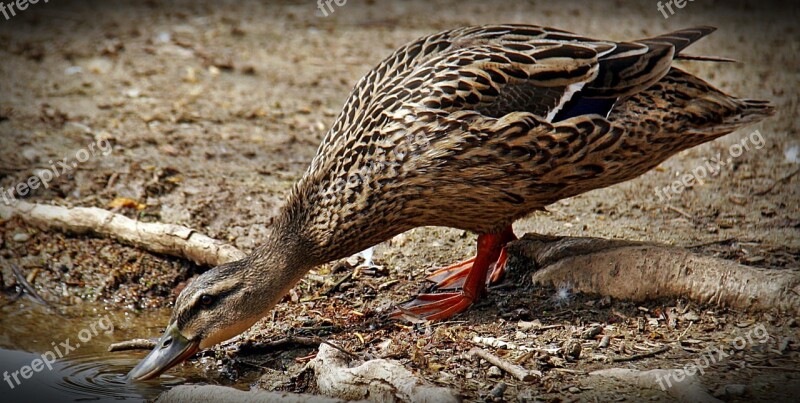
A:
0;201;245;267
507;234;799;315
310;343;460;402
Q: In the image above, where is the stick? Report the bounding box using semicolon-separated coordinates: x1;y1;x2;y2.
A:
9;263;50;307
108;338;158;352
238;336;320;353
611;346;670;362
323;272;353;296
754;167;799;195
469;347;539;382
0;201;246;267
667;205;695;220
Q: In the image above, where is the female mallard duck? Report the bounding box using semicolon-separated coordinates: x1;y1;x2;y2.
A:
129;24;772;380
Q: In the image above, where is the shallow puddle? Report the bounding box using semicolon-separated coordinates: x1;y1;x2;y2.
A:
0;302;205;401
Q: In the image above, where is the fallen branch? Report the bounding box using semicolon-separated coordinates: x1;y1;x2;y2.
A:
0;201;245;267
507;234;800;315
156;385;368;403
590;368;721;403
469;347;539;382
310;343;460;402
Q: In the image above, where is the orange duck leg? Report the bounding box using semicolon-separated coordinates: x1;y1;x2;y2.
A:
393;226;516;321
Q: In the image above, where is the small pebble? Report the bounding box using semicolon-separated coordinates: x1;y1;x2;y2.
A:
599;334;611;349
65;66;83;75
568;387;581;393
581;325;603;339
487;366;503;378
564;339;582;359
682;311;701;322
13;233;30;242
489;382;507;399
598;296;612;308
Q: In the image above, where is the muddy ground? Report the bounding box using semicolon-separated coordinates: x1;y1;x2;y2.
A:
0;0;798;401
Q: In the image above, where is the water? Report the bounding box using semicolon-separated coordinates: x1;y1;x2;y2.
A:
0;302;204;402
0;349;188;401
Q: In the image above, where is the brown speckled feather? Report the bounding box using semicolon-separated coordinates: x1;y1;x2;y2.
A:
274;25;773;262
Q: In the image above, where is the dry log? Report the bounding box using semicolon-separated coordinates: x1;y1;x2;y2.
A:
310;343;460;403
507;234;800;315
590;368;721;403
0;201;245;267
156;385;367;403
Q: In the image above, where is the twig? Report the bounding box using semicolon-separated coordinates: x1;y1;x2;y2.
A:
108;338;158;352
611;346;670;362
686;238;735;249
10;264;50;307
109;334;357;362
667;205;695;221
754;167;800;196
552;368;587;375
240;336;358;360
469;347;540;382
239;336;320;353
323;272;353;296
318;339;358;359
677;322;693;341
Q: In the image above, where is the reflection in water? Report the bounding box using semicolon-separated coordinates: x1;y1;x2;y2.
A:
1;303;264;401
0;303;201;402
0;349;184;401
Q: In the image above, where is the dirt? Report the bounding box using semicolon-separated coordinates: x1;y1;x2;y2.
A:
0;0;798;401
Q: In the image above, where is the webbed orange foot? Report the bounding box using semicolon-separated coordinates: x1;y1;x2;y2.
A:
391;226;516;322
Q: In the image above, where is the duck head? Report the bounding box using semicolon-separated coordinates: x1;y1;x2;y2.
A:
128;229;316;381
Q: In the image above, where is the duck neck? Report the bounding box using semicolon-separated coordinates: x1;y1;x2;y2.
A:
245;206;321;290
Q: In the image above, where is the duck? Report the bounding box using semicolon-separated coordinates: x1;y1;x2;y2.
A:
128;24;773;380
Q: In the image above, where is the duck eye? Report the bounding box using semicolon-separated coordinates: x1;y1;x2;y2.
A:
198;294;215;308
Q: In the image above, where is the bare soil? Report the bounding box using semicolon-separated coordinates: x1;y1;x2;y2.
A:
1;0;798;401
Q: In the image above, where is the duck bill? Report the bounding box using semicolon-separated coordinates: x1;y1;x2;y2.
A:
127;323;200;381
